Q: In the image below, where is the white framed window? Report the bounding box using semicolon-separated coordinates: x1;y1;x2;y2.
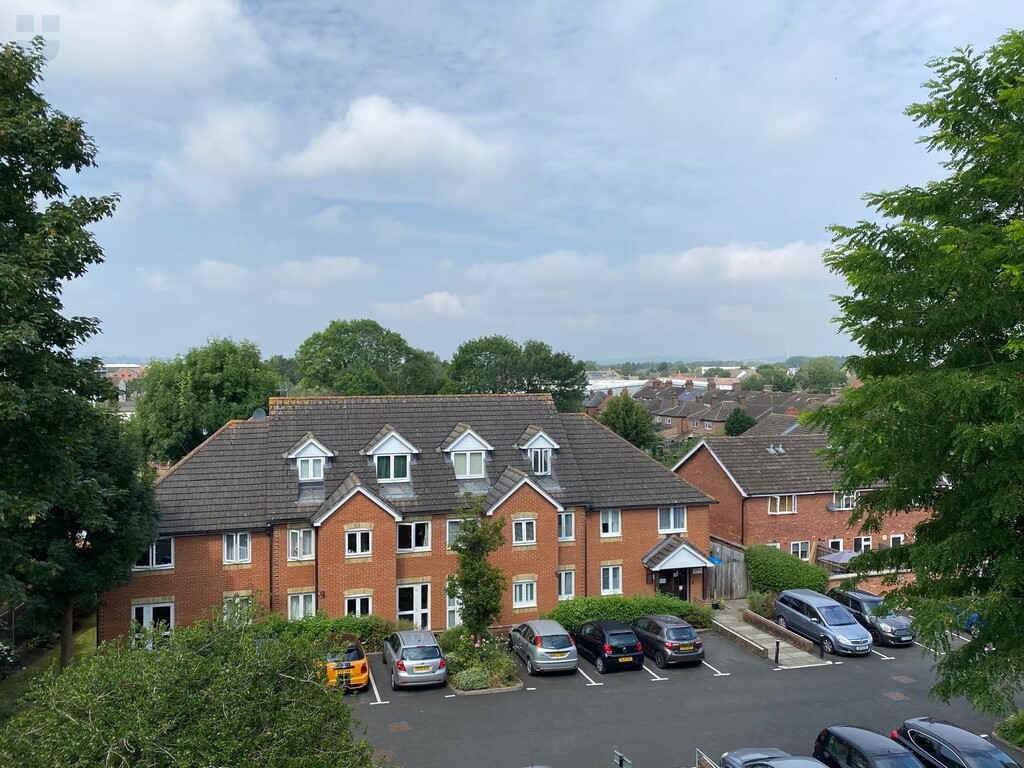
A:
222;595;252;622
346;529;371;557
691;419;699;428
397;521;430;552
345;595;371;616
833;491;858;510
298;456;324;482
397;583;430;629
600;509;621;537
531;447;551;475
889;534;905;547
853;536;872;552
658;505;687;533
768;495;796;515
134;538;174;571
666;417;672;425
447;592;462;628
704;421;713;430
446;519;466;549
453;451;485;479
512;580;537;608
791;540;810;560
766;542;781;549
288;528;314;561
288;593;316;620
655;415;661;424
601;566;622;595
512;519;536;545
828;538;843;551
376;454;409;482
557;511;574;541
557;570;575;601
133;602;174;632
223;532;250;564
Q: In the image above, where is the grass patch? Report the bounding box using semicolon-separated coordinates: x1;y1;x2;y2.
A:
0;615;97;722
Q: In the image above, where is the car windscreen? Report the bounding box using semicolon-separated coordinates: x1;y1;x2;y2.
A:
666;627;698;641
962;749;1021;768
338;645;363;662
819;605;857;626
402;645;441;660
606;632;637;646
873;755;930;768
540;634;572;650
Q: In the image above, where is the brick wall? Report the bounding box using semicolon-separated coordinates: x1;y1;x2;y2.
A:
675;445;744;543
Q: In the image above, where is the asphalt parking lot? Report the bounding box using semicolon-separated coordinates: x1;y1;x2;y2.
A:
349;631;1011;768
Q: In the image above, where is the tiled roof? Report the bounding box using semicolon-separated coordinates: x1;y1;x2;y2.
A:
697;433;837;496
154;394;709;535
743;413;815;437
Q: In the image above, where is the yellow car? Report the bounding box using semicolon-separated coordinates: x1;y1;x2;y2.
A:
322;634;369;691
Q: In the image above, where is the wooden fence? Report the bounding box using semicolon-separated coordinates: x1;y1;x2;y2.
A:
710;537;749;599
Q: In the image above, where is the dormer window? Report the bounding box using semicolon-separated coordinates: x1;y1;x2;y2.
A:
453;451;485;479
531;448;551;475
285;434;334;485
298;457;323;482
441;423;493;481
376;454;409;482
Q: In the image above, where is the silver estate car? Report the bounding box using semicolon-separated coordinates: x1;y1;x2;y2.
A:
382;630;447;690
507;619;578;675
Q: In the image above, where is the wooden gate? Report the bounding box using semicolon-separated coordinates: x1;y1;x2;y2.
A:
710;537;749;600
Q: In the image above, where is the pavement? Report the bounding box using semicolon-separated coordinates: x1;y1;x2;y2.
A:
712;599;830;668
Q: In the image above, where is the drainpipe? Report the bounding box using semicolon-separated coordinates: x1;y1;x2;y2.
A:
267;523;274;613
314;524;320;614
582;507;590;597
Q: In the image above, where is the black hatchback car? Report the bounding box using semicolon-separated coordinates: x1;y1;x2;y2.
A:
892;717;1020;768
814;726;925;768
630;614;704;668
569;619;644;674
827;588;915;647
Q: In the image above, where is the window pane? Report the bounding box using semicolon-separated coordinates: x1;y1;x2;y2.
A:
659;508;670;529
469;452;483;475
447;520;461;546
299;459;310;480
238;533;249;561
394;455;408;479
398;525;412;550
302;529;313;556
376;456;390;479
454;453;467;476
413;523;428;548
525;521;535;541
225;536;235;561
155;539;172;566
152;605;172;626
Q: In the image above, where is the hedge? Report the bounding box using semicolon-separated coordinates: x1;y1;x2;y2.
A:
745;545;829;594
995;711;1024;748
542;595;712;629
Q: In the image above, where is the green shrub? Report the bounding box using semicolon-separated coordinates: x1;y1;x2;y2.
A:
745;545;829;594
453;667;489;691
438;627;516;689
747;591;767;616
995;711;1024;748
542;594;712;629
259;613;396;650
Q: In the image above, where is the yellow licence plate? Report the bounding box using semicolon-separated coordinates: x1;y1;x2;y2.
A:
679;645;694;651
414;665;431;673
549;652;567;658
619;656;634;663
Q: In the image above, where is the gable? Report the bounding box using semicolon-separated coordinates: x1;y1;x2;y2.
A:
368;432;418;456
312;486;402;526
486;475;564;516
445;428;494;454
521;431;559;451
285;434;334;460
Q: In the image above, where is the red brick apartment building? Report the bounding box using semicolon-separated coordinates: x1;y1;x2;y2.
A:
672;431;931;561
100;394;716;641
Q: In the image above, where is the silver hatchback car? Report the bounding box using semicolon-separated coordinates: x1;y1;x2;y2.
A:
507;619;578;675
382;630;447;690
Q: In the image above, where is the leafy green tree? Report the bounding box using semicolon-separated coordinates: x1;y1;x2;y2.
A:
0;613;376;767
392;347;447;395
447;496;507;636
596;393;660;451
0;39;121;604
724;407;756;436
135;338;278;463
704;366;731;378
295;318;413;394
806;30;1024;713
795;356;846;392
748;363;795;392
445;336;587;411
265;354;298;392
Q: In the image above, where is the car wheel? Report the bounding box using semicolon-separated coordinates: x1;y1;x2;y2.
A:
869;628;882;645
381;652;388;666
595;656;607;674
526;657;537;676
654;650;667;669
821;637;835;655
777;616;788;630
390;670;399;691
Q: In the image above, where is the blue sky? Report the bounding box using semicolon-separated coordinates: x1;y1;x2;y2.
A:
7;1;1021;362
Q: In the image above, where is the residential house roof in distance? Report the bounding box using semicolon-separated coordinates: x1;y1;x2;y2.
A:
674;432;839;497
154;394;712;536
742;413;817;437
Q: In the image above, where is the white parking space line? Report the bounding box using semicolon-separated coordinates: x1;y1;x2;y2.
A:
914;640;945;656
701;660;730;677
367;662;390;706
773;660;836;671
526;687;537;691
871;649;895;660
577;667;604;686
445;694;455;698
643;664;668;681
951;632;971;643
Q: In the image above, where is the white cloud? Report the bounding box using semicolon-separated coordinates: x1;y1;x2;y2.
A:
376;290;465;319
309;204;354;232
136;268;170;292
189;256;374;302
372;216;414;242
643;242;829;283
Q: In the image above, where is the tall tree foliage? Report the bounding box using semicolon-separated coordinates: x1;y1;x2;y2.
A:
596;393;659;451
134;338;278;463
447;496;507;636
807;30;1024;713
794;356;846;392
0;39;115;599
445;336;587;411
724;407;756;436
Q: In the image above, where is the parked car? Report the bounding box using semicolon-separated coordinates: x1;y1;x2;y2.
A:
382;630;447;690
775;589;873;655
507;619;578;675
814;726;925;768
721;749;827;768
569;619;644;674
321;632;369;690
892;717;1020;768
630;614;704;668
827;588;915;647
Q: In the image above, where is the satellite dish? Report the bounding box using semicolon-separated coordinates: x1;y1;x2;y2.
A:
252;408;267;421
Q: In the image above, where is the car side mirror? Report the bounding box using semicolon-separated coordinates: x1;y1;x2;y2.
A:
810;617;820;624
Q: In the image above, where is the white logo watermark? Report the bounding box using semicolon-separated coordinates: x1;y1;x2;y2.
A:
16;14;60;60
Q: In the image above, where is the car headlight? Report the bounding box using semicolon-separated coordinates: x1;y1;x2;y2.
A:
836;635;851;644
879;622;894;633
